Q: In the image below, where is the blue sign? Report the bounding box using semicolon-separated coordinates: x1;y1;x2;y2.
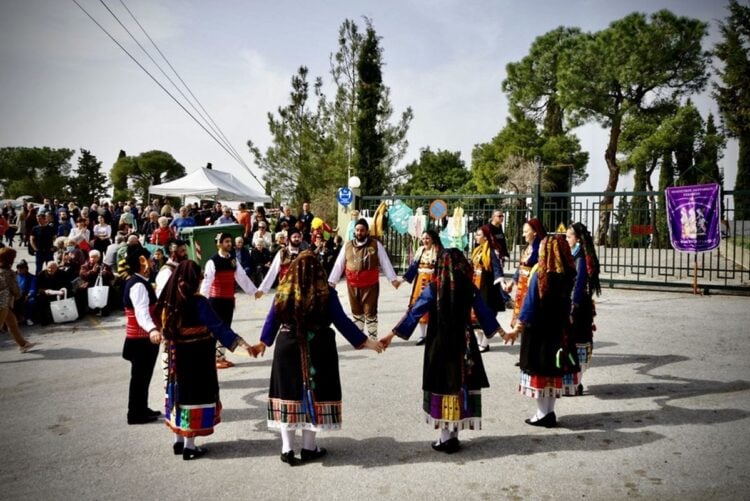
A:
337;187;353;206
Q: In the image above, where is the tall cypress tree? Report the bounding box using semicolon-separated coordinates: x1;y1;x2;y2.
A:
714;0;750;218
355;23;386;196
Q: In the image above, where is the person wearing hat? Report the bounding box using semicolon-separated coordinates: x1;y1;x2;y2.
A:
255;226;305;298
121;244;162;424
327;218;400;340
30;211;56;275
199;232;258;369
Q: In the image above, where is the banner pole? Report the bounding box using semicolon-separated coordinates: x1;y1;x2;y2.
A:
692;253;699;295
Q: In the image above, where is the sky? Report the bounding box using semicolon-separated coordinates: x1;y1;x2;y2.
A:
0;0;739;199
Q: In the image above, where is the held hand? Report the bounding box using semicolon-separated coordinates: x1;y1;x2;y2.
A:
502;281;513;293
254;291;264;300
391;279;401;289
251;343;266;357
379;332;396;350
503;330;518;346
149;330;163;344
363;338;383;353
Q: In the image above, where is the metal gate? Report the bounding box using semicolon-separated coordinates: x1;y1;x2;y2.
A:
360;190;750;293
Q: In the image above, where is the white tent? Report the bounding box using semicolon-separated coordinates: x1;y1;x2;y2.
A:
149;167;271;204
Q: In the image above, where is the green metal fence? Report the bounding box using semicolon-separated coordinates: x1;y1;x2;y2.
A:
360;190;750;293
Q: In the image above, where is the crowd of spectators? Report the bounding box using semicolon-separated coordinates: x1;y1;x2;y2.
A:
0;197;343;325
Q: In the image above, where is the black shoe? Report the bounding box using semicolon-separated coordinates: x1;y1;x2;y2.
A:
524;412;557;428
280;450;301;466
415;337;426;346
478;345;490;353
183;447;207;460
127;414;159;425
300;447;327;462
147;408;162;418
577;383;584;396
431;437;460;454
173;442;184;455
514;361;520;367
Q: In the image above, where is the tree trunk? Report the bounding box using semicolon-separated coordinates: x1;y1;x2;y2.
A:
596;113;622;245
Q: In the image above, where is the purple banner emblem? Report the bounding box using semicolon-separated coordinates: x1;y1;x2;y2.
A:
665;183;720;253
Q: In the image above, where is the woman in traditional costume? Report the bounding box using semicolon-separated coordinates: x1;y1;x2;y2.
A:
566;222;601;396
401;229;442;346
155;260;255;460
381;248;507;454
505;235;579;428
505;218;546;327
255;251;382;466
470;225;505;352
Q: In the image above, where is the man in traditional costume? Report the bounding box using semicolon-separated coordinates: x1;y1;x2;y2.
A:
199;232;257;369
327;218;400;340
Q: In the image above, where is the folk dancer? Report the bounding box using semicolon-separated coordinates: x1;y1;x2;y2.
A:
155;260;256;460
505;235;580;428
400;229;442;346
199;232;258;369
255;227;305;298
470;225;506;352
504;218;546;327
254;251;382;466
566;222;601;396
381;249;508;453
327;218;400;340
122;245;162;424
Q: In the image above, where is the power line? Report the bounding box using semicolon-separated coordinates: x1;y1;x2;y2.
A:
118;0;250;172
71;0;265;190
95;0;242;167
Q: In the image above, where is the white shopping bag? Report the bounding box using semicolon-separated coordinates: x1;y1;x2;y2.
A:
50;289;78;323
87;274;109;309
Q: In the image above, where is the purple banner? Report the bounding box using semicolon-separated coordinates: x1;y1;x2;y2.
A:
665;183;720;253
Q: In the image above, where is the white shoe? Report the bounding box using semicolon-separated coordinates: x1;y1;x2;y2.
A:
26;319;34;326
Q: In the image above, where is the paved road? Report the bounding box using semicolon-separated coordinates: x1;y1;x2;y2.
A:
1;257;748;499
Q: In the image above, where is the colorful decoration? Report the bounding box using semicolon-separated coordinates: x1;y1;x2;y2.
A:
388;200;413;235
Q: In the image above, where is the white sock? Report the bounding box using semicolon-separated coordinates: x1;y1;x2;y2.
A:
174;434;184;444
475;329;488;348
418;323;427;339
532;397;546;421
302;429;317;451
281;429;296;454
185;437;195;450
547;396;556;415
438;428;452;444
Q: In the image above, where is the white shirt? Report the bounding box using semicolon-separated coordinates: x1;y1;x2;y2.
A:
69;227;90;245
327;238;397;286
199;252;257;297
258;245;300;293
251;230;273;249
128;275;157;333
93;224;112;240
154;260;177;298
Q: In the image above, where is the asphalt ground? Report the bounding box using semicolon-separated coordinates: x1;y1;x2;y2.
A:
1;249;749;500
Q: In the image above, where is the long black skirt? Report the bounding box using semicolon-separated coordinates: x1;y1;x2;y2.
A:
165;337;221;437
267;326;343;431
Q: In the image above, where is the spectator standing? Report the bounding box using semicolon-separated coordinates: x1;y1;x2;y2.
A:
236;203;252;240
30;211;56;275
213;207;237;225
275;206;297;233
297;202;314;243
169;207;196;236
